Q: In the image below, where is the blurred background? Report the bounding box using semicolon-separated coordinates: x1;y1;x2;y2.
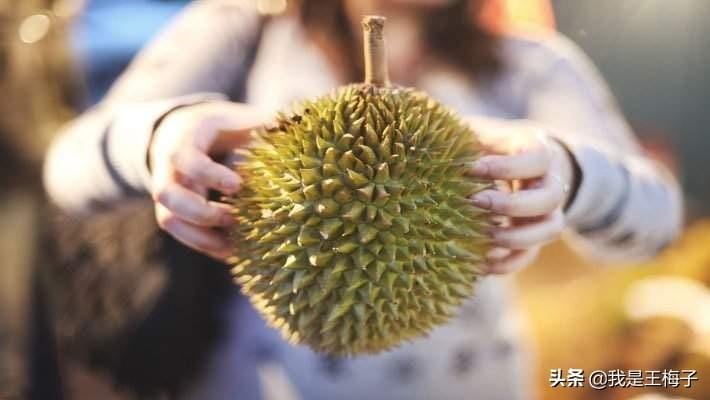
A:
0;0;708;399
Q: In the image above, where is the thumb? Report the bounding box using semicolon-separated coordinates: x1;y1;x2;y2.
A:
467;117;523;154
193;102;273;154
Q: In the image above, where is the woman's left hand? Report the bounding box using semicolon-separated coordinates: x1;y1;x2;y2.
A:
466;118;577;275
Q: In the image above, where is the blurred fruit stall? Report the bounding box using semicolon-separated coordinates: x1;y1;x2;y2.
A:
518;221;710;400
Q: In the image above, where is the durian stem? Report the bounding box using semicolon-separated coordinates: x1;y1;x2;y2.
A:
362;15;390;87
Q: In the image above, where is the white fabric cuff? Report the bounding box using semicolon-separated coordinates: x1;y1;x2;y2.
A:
553;137;628;229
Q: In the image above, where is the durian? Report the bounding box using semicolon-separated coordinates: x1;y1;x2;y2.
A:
229;16;490;355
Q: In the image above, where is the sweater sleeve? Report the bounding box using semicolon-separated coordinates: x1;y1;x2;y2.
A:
43;0;261;214
518;33;683;263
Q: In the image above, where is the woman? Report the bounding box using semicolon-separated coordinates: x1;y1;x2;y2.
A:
44;0;683;398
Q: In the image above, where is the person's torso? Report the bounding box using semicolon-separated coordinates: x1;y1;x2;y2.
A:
186;16;537;400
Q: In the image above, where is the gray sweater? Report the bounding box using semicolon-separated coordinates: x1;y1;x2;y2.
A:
43;1;683;399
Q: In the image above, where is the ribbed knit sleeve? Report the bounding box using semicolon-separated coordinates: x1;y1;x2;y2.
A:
517;32;683;263
43;0;261;214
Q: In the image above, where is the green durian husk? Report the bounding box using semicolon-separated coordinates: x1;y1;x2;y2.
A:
229;83;491;355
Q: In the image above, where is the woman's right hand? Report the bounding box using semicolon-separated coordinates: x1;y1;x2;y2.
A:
148;101;270;260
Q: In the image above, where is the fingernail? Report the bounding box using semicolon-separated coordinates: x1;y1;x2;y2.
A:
221;214;235;226
486;247;510;260
220;177;240;192
470;161;488;176
471;193;492;209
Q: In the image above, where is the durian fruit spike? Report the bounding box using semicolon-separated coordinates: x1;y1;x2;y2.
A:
229;15;491;356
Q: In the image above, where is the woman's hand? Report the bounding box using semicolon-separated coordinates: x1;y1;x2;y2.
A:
466;118;577;275
149;101;269;260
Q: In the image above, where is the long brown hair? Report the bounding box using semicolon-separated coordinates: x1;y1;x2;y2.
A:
297;0;501;83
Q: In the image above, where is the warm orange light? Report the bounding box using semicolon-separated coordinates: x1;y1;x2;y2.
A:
479;0;555;34
504;0;555;29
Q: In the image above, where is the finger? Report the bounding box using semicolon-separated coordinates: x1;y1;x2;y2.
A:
211;128;259;155
153;182;234;227
155;204;232;259
484;246;541;275
467;117;523;154
468;147;551;180
471;184;564;217
178;173;208;198
486;247;512;260
468;117;548;150
174;148;242;194
191;103;271;154
491;209;564;250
